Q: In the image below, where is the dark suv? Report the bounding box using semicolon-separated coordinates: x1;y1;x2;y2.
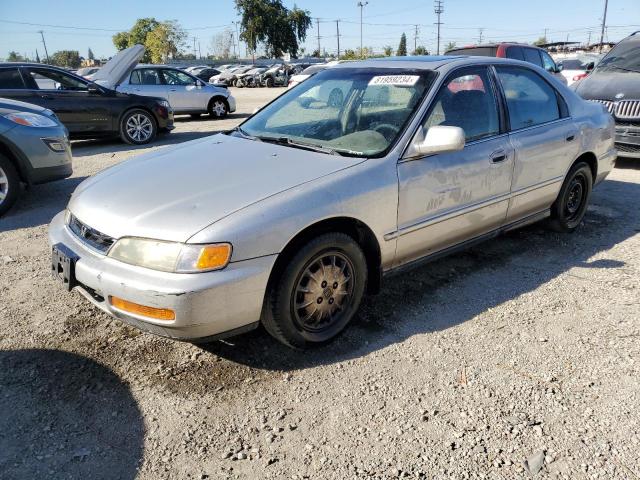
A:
446;43;567;84
572;32;640;159
0;63;174;145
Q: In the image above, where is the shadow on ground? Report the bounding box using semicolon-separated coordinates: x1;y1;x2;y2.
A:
201;177;640;371
0;349;144;480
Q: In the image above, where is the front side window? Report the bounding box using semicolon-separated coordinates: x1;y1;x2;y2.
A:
523;48;543;67
161;69;196;85
130;69;161;85
422;68;500;142
28;68;87;91
237;68;435;157
0;68;25;89
540;51;557;72
496;66;560;130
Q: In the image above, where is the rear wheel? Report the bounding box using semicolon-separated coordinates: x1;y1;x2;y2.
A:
548;161;593;232
120;109;157;145
208;98;228;118
265;77;274;88
263;233;367;349
0;154;20;216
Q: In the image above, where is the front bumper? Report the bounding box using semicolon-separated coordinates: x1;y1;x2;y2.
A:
48;211;276;341
227;94;237;113
615;124;640;159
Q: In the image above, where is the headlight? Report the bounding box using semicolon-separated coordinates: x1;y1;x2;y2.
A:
4;112;58;128
158;100;171;109
108;237;232;273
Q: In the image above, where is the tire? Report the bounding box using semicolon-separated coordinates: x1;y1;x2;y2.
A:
0;154;20;217
265;77;274;88
263;233;368;349
120;109;157;145
208;98;228;118
548;161;593;233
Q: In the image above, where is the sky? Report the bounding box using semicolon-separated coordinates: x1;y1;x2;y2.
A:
1;0;638;60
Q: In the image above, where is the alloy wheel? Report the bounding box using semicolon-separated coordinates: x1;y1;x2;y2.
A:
211;100;227;117
125;113;153;142
0;166;8;204
292;252;355;334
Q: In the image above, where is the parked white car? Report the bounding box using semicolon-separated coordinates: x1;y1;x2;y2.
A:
93;45;236;118
557;54;603;85
288;61;345;89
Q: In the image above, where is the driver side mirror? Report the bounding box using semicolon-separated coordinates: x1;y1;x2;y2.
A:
87;83;101;94
585;62;595;71
406;125;465;158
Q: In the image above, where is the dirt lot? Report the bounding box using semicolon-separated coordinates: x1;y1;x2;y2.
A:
1;86;639;480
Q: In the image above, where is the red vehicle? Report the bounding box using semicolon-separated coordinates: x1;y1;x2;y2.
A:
446;43;567;85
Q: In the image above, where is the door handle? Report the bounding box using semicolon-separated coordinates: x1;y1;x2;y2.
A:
40;95;55;100
566;134;576;142
490;150;507;163
169;89;177;92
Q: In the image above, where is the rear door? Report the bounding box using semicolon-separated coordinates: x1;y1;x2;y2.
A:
0;66;33;103
394;66;514;266
494;65;579;221
119;68;168;101
23;67;111;134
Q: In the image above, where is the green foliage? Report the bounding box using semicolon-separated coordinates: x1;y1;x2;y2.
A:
112;31;130;51
445;41;456;52
534;36;548;46
112;18;161;62
396;33;407;56
50;50;81;68
7;51;24;62
340;49;358;60
413;46;428;55
87;48;95;60
145;21;187;63
383;46;393;57
235;0;312;58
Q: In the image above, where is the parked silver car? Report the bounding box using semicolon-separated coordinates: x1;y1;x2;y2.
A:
49;56;616;348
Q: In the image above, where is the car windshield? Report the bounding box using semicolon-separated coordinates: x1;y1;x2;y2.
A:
597;39;640;72
235;67;436;158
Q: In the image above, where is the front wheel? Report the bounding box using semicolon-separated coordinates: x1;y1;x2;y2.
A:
120;109;157;145
208;98;228;118
263;233;367;349
548;161;593;232
0;154;20;216
265;77;274;88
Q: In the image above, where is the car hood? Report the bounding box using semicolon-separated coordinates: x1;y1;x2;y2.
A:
573;69;640;100
68;134;363;243
92;44;145;89
0;97;49;115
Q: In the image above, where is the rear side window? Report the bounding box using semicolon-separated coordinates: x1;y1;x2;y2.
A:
446;47;498;57
496;66;560;130
506;47;525;61
130;69;161;85
0;68;25;89
523;48;543;67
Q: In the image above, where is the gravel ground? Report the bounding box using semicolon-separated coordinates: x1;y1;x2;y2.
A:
1;87;639;480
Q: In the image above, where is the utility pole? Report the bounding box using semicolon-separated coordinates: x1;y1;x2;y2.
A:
357;1;368;58
478;28;484;44
599;0;608;53
198;42;202;60
316;18;321;57
38;30;49;64
544;28;548;42
232;21;241;58
434;0;444;55
336;20;341;58
193;37;197;58
231;31;237;59
587;30;592;47
414;25;419;54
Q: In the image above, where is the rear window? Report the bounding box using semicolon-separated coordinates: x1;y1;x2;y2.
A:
446;47;498;57
0;68;25;89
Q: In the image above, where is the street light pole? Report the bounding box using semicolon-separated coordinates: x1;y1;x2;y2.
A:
357;1;368;58
599;0;608;53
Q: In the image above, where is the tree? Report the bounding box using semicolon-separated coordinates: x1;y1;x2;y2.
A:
445;41;456;52
534;36;548;46
87;48;95;60
383;46;393;57
235;0;312;58
50;50;81;68
396;33;407;56
145;21;187;63
112;18;161;62
211;29;234;59
7;51;24;62
413;45;428;55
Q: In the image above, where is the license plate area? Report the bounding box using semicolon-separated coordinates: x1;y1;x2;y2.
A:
51;243;79;291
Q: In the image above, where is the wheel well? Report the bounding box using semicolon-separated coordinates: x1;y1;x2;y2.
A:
0;140;27;184
574;151;597;181
266;217;383;297
208;96;229;112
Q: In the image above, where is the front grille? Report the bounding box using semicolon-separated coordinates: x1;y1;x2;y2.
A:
615;143;640;154
68;214;115;253
590;99;640;120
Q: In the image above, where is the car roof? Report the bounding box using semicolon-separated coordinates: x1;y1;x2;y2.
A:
331;55;519;70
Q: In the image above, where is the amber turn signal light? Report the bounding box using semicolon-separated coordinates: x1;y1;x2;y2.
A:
109;296;175;321
196;244;232;271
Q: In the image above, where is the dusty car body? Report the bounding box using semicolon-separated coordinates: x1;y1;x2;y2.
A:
49;56;616;349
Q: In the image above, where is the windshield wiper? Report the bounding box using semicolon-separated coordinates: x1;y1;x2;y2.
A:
228;126;260;141
256;136;346;156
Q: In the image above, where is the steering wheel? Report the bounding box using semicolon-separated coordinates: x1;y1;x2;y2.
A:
373;123;400;140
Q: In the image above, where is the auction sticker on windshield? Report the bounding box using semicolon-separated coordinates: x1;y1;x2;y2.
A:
368;75;420;86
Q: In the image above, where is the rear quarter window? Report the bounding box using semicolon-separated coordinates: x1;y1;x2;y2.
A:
446;47;498;57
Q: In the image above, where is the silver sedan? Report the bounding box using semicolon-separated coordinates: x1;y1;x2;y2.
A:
49;56;616;349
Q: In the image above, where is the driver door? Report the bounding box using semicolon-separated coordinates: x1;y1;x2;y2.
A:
160;69;203;111
394;66;514;267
